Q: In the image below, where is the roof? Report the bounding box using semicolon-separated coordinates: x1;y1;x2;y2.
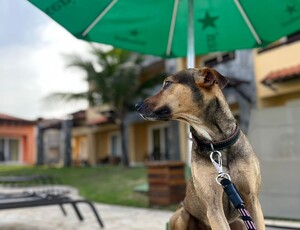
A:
69;110;86;119
262;64;300;86
37;118;63;129
86;116;109;126
0;113;36;126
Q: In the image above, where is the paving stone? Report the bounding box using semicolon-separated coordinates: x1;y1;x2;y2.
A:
0;203;172;230
1;186;298;230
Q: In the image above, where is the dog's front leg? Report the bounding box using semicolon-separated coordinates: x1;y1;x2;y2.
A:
193;181;230;229
238;159;265;230
244;196;265;230
192;163;231;230
206;205;231;230
169;207;196;230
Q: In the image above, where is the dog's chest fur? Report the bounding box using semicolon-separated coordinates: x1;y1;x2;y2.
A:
183;132;258;226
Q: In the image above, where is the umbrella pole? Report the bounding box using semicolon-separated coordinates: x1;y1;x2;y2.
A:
187;0;195;69
186;0;195;167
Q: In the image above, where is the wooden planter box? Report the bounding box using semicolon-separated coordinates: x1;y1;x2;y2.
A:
146;161;186;206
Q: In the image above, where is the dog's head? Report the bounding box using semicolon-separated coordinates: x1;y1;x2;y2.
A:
135;67;229;123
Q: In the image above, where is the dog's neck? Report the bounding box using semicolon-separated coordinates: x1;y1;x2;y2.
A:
190;97;237;143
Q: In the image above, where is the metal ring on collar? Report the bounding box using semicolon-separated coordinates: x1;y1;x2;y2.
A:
216;173;231;185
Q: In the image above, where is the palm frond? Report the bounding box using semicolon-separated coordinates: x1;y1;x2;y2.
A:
44;92;97;106
51;46;165;113
63;53;97;81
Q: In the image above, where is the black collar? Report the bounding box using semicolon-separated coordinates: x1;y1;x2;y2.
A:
191;124;240;151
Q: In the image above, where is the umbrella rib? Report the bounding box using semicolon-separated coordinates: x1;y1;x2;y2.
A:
233;0;262;45
82;0;118;37
166;0;179;56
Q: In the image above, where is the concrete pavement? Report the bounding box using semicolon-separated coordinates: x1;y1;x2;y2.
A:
0;203;173;230
0;185;172;230
1;202;300;230
0;186;299;230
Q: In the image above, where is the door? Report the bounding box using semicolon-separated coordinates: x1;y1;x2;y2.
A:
110;133;121;157
0;137;21;162
8;139;20;161
149;125;169;160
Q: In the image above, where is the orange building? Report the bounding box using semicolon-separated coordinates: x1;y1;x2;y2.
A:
0;113;36;164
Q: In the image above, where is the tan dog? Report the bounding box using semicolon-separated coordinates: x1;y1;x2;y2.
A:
136;67;265;230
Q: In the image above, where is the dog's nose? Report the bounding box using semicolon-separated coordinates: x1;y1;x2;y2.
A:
135;101;144;111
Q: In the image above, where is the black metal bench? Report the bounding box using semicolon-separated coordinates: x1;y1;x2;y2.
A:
0;175;104;228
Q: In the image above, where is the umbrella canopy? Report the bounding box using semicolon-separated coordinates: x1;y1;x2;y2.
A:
28;0;300;59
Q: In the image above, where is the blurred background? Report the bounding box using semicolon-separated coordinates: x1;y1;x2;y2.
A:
0;1;300;229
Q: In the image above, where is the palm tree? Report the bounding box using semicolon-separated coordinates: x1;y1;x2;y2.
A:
49;47;165;166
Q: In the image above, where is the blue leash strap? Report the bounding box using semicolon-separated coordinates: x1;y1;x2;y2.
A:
220;178;257;230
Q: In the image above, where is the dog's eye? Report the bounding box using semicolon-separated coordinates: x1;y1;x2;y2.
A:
163;81;172;89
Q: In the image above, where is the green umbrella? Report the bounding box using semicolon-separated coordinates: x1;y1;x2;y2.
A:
27;0;300;67
27;0;300;185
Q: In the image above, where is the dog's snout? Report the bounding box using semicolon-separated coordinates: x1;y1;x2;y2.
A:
135;101;144;111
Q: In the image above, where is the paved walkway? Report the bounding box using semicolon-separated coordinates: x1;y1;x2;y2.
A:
0;203;172;230
0;186;172;230
2;203;300;230
0;186;299;230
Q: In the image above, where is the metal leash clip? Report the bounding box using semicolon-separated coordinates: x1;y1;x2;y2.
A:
209;148;231;185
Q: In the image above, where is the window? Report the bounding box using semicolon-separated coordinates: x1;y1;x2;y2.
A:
0;139;4;161
148;125;169;160
110;133;121;157
0;138;21;162
48;147;59;161
203;52;235;67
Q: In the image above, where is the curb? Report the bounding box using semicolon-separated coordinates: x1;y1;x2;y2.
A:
265;219;300;229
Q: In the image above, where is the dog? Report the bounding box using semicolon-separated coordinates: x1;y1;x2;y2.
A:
136;67;265;230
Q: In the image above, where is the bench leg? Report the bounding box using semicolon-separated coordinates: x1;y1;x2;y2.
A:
74;200;104;228
59;204;67;216
71;202;84;221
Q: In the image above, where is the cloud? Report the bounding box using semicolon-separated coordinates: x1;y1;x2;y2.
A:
0;14;91;119
0;1;113;120
0;44;41;119
32;22;91;118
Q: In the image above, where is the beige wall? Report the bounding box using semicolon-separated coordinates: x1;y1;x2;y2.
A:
131;123;149;163
72;126;89;165
95;131;109;161
86;105;113;122
94;125;119;162
72;135;86;163
254;41;300;107
72;124;119;165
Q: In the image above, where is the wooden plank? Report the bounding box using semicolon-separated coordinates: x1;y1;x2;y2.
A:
147;161;186;206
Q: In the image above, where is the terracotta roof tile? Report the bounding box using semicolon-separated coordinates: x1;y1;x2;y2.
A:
0;113;35;125
262;64;300;85
86;116;109;126
0;113;22;121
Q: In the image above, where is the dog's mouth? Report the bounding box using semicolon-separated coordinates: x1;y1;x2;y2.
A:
135;102;171;121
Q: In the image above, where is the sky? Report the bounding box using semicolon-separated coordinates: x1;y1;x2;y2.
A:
0;1;97;120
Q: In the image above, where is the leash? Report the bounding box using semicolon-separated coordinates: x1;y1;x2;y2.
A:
210;148;257;230
190;125;257;229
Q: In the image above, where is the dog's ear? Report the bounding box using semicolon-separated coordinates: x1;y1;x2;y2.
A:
195;68;229;89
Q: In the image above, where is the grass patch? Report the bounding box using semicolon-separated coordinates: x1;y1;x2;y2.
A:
0;165;148;208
